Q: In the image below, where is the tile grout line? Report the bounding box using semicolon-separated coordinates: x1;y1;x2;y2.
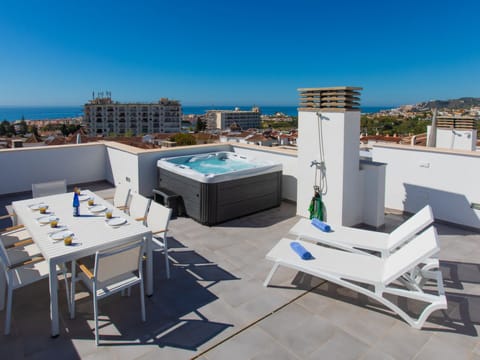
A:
190;280;327;360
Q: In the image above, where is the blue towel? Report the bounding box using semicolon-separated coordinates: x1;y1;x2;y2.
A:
290;241;313;260
311;218;331;233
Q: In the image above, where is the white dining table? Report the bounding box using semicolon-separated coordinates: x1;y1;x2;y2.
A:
12;190;153;337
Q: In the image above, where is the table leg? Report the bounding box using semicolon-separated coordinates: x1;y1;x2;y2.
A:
49;260;60;337
145;234;153;295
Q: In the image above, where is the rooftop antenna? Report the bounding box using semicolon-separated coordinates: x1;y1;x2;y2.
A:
92;91;95;100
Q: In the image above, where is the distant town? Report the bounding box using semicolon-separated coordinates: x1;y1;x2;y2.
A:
1;95;479;150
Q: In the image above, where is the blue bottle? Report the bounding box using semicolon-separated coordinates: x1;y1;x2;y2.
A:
73;192;80;216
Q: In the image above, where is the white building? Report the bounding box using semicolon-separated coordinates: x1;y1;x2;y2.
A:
205;107;261;130
84;96;181;136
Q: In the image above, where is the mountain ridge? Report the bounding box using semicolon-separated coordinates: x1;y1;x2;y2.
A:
417;97;480;110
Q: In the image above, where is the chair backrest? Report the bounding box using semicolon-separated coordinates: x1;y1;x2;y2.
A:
382;226;439;284
387;205;434;250
146;201;172;235
95;238;144;283
32;179;67;198
129;193;151;220
113;183;131;208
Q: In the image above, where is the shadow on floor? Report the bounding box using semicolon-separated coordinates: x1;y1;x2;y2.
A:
203;201;297;229
64;238;239;349
287;260;480;337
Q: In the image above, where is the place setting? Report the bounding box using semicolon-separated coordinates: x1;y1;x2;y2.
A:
101;209;129;228
36;214;59;226
48;222;77;246
89;204;107;214
49;229;75;244
29;202;49;214
105;216;128;228
78;193;91;202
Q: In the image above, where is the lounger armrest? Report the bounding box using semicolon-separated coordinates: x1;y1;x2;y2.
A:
77;260;94;280
5;238;33;249
8;255;45;269
0;224;25;233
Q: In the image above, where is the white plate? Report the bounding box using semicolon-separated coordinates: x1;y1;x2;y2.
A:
37;215;58;224
78;194;90;202
50;230;73;241
29;203;48;211
106;217;127;227
89;205;107;213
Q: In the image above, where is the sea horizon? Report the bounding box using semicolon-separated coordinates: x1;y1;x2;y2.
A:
0;105;394;122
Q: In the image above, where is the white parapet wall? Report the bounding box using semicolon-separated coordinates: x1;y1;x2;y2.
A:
231;144;298;202
0;143;107;195
104;142;233;196
106;141;298;200
0;142;299;205
137;143;232;197
372;143;480;229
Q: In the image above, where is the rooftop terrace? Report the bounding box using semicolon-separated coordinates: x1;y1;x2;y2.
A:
0;182;479;359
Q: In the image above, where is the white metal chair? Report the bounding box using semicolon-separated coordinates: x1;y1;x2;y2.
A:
0;213;30;247
127;193;151;223
4;204;17;226
145;202;173;279
105;183;131;211
0;224;42;311
264;227;447;329
1;227;40;264
0;219;40;261
70;238;146;345
31;179;67;198
0;241;69;335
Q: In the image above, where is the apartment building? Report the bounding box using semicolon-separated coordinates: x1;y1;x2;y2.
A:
84;96;181;136
205;107;261;130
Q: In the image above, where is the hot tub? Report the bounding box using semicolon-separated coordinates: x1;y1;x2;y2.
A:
157;151;282;225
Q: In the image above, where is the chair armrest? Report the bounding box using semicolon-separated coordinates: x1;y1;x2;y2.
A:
0;214;14;220
135;216;146;222
0;224;24;233
152;229;167;235
77;260;94;280
5;238;33;249
104;196;114;200
117;205;128;210
8;255;44;269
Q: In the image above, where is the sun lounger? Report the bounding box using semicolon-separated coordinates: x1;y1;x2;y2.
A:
290;205;434;258
264;226;447;329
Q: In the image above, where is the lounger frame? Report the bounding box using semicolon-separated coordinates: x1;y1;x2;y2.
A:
264;227;447;329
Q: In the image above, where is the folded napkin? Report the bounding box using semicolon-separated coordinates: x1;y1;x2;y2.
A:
311;218;331;233
290;241;313;260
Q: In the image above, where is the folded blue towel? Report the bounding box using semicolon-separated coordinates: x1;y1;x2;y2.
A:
290;241;313;260
311;218;331;232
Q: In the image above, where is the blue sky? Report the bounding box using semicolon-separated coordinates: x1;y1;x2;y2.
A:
0;0;479;106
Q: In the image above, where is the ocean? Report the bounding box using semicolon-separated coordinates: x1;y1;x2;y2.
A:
0;105;392;121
